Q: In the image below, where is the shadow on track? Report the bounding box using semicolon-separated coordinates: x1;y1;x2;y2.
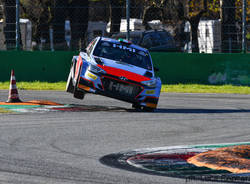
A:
58;105;250;114
153;108;250;114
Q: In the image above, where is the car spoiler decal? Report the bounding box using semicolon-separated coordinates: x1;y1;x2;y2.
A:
97;65;151;82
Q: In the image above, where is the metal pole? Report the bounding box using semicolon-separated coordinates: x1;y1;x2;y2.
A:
16;0;20;50
126;0;130;40
242;0;247;53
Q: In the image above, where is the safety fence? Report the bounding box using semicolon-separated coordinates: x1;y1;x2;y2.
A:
1;51;250;86
0;0;250;53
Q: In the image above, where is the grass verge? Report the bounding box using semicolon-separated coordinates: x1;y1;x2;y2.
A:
1;81;250;94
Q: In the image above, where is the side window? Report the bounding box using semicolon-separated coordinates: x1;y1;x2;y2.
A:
86;38;98;55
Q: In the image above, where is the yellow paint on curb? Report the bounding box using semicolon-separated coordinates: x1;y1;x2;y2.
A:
0;100;62;106
0;108;13;113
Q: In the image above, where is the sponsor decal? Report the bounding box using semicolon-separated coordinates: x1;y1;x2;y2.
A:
87;72;97;80
146;90;155;95
112;43;136;53
119;76;128;81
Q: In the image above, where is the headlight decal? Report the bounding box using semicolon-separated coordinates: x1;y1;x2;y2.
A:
89;64;106;74
141;78;157;88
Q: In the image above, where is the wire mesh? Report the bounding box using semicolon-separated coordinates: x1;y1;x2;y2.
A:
0;0;249;53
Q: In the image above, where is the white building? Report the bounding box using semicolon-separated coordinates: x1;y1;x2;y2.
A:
198;20;221;53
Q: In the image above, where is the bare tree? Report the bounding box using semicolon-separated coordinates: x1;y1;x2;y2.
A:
220;0;238;52
69;0;89;50
52;0;89;50
109;0;123;35
21;0;51;50
142;2;163;30
160;0;209;52
187;0;208;52
1;0;16;49
52;0;67;50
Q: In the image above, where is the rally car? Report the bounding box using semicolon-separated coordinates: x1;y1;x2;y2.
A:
66;37;161;111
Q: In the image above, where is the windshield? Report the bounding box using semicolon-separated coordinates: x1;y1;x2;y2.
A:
93;40;152;70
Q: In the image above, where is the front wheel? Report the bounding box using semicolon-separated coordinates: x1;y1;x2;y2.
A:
132;103;141;110
142;106;155;112
132;104;155;112
73;87;85;100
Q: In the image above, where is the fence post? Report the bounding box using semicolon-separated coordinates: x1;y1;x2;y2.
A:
16;0;20;50
126;0;130;40
242;0;247;53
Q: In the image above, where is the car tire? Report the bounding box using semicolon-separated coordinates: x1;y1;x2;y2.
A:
73;67;85;100
73;87;85;100
66;67;74;93
142;106;155;112
132;103;142;110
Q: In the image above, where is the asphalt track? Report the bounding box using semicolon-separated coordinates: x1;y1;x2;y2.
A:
0;90;250;184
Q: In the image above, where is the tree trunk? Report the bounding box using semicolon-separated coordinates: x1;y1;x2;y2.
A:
109;0;122;35
187;0;207;52
142;4;163;30
189;12;203;52
220;0;238;53
69;0;89;50
2;0;16;50
52;0;67;50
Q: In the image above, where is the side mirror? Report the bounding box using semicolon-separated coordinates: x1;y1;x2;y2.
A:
154;66;159;72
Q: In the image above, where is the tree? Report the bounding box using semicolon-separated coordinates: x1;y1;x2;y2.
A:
21;0;51;50
142;2;163;30
52;0;68;50
220;0;239;52
109;0;123;35
1;0;17;49
52;0;89;50
187;0;208;52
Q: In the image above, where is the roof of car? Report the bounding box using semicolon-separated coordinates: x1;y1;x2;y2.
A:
99;37;148;52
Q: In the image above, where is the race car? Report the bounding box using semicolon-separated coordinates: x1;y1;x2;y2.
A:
66;37;161;111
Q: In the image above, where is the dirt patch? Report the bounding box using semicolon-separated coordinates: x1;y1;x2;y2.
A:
187;145;250;173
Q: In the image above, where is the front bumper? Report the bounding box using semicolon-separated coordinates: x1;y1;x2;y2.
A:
77;71;161;109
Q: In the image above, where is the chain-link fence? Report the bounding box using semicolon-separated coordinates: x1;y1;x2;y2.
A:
0;0;249;53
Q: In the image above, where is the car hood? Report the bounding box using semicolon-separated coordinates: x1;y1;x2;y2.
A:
97;58;151;82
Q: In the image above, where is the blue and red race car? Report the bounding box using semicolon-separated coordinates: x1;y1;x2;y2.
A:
66;37;161;111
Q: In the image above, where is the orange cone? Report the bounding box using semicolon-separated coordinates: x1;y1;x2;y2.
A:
6;69;22;103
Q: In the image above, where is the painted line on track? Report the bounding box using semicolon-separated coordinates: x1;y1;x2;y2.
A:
0;100;127;113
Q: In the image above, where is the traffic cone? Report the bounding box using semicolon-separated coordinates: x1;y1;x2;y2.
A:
6;69;22;103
